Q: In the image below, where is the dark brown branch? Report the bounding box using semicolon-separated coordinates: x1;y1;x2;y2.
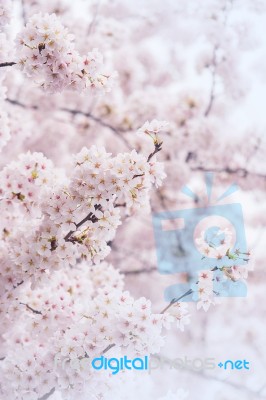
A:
147;141;163;162
13;280;24;289
102;343;115;354
64;211;99;242
0;62;16;68
6;98;38;109
132;173;145;179
20;302;42;315
114;202;126;208
132;141;163;179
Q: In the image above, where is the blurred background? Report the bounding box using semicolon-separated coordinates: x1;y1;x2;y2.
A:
2;0;266;399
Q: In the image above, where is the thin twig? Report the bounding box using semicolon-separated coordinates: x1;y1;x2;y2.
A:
13;280;24;289
102;343;115;354
147;141;163;162
38;387;55;400
191;165;266;180
6;98;38;109
160;289;193;314
5;98;131;149
123;267;157;275
0;62;16;68
64;212;99;242
20;302;42;315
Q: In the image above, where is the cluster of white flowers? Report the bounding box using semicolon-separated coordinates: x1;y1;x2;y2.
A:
16;13;113;93
0;142;165;293
71;146;165;209
0;152;58;214
0;263;174;400
191;270;217;311
191;262;251;312
190;227;251;311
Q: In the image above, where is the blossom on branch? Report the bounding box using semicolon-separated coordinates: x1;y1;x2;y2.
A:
0;143;166;291
16;13;113;93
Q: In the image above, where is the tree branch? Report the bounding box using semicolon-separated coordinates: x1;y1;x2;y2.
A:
191;165;266;180
5;98;131;149
38;387;55;400
160;289;193;314
13;280;24;289
0;62;16;68
6;98;38;109
20;302;42;315
131;141;163;179
123;267;157;275
61;107;131;149
64;211;99;242
102;343;115;354
147;141;163;162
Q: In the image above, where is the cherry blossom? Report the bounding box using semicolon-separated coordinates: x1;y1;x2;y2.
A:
16;13;113;93
0;0;264;399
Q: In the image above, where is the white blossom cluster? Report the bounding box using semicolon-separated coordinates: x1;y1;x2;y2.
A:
0;263;179;400
16;13;114;93
0;142;165;292
0;135;190;400
191;265;252;311
191;228;252;311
